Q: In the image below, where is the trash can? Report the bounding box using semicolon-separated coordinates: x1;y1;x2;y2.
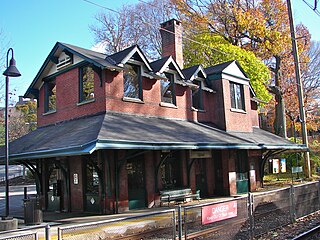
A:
23;197;43;225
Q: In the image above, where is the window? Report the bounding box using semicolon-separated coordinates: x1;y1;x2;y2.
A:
230;82;245;110
161;73;176;105
192;80;203;110
123;64;142;99
79;66;95;102
160;152;182;189
45;78;56;112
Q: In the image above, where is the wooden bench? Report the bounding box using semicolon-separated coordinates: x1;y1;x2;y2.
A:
160;188;200;206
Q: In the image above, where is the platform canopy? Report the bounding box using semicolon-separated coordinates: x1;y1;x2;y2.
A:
0;112;307;162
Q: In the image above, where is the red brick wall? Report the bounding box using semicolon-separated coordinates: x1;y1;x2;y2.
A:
250;101;260;127
37;66;257;132
221;79;253;132
38;67;106;126
105;70;216;121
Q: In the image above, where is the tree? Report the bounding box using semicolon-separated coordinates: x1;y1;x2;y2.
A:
184;32;271;102
173;0;314;138
90;0;174;59
15;100;37;132
0;100;37;145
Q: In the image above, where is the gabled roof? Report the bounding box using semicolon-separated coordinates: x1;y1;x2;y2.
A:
1;112;307;162
205;60;249;81
150;56;185;80
182;65;207;81
24;42;119;98
182;65;215;93
108;45;152;71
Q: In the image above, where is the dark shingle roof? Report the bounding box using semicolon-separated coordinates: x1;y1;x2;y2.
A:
182;65;201;80
107;45;137;65
150;56;171;73
205;60;234;75
3;112;306;162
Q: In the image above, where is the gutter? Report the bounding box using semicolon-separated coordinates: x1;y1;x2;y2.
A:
2;139;308;162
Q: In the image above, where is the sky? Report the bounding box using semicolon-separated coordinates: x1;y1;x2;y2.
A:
0;0;320;102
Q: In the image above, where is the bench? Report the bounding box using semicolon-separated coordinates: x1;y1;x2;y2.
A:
160;188;200;206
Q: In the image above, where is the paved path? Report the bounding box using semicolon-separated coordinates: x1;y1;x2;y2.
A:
0;185;36;217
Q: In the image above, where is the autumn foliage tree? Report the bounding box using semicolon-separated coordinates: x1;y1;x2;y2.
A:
172;0;320;138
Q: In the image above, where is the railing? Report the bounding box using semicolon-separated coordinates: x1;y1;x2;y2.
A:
57;208;176;240
181;181;320;239
0;231;38;240
183;197;248;239
0;225;49;240
1;181;319;240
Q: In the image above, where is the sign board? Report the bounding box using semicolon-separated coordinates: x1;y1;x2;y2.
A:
280;159;286;173
292;166;303;173
202;201;237;225
273;159;280;174
73;173;78;185
190;150;211;159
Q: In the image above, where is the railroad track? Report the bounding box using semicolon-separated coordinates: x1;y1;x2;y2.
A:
292;225;320;240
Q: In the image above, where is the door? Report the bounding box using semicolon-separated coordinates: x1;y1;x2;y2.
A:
127;158;146;210
47;168;61;211
85;159;101;213
214;151;224;195
195;159;207;198
236;151;249;194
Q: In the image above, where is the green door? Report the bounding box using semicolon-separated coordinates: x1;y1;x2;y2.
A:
127;159;146;210
236;172;249;194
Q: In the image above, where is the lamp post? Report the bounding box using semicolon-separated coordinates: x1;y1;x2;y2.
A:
2;48;21;219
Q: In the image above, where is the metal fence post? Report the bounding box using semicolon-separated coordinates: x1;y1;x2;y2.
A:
45;224;51;240
178;205;182;240
173;209;177;240
318;180;320;211
58;227;62;240
248;192;254;240
184;207;187;240
290;184;296;223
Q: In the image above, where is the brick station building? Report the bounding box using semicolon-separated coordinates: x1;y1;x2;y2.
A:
3;19;306;214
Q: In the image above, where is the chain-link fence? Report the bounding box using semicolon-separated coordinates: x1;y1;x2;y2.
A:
182;197;249;239
58;208;176;240
294;181;320;218
181;181;320;239
1;182;319;240
0;232;38;240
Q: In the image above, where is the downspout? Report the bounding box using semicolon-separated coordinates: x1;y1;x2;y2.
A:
115;151;119;214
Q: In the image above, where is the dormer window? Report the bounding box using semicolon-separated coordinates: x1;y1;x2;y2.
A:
79;66;95;103
161;73;176;105
123;63;142;100
192;80;203;110
230;82;245;111
45;78;56;113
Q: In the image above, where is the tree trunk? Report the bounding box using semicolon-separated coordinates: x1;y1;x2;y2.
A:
269;56;287;138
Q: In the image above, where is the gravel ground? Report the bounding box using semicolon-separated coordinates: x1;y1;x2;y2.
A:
256;211;320;239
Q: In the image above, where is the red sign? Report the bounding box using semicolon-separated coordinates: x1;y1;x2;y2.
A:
202;201;237;225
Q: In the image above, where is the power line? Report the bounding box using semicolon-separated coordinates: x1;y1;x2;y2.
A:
82;0;231;57
302;0;320;16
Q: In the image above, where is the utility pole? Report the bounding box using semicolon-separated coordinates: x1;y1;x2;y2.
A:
286;0;311;178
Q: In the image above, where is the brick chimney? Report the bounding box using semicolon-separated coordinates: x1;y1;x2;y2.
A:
160;19;184;69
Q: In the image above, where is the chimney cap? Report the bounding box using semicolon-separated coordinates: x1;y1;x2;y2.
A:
160;18;181;28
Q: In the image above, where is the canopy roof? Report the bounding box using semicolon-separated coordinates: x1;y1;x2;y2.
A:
2;112;307;162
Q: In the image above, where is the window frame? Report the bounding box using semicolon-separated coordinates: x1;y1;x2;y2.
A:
230;82;245;111
161;72;176;105
123;63;143;101
192;79;204;111
44;78;56;113
79;65;96;104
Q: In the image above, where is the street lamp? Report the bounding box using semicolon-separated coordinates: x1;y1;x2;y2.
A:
2;48;21;219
